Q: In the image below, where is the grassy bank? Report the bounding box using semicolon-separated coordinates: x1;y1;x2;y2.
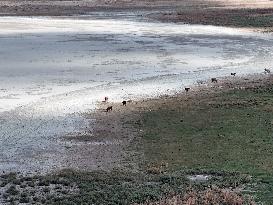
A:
2;76;273;204
0;169;255;204
140;78;273;203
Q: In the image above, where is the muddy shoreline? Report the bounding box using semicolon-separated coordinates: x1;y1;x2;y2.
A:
1;73;272;204
2;13;272;174
1;0;273;33
77;73;273;172
1;0;273;27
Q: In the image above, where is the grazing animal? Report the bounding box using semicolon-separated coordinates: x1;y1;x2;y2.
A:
122;100;127;106
103;96;109;102
231;73;236;76
264;68;271;74
185;87;190;92
106;106;112;112
211;78;218;83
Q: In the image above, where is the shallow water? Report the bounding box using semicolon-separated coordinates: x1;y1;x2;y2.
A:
0;13;273;173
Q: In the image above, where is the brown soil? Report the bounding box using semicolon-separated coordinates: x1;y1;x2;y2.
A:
62;97;143;172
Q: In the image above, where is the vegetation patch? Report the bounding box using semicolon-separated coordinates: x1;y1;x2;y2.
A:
140;82;273;203
0;172;78;205
154;8;273;28
0;169;255;205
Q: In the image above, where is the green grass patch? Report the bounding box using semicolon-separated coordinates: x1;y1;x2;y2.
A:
141;85;273;202
1;169;255;204
3;82;273;204
29;170;255;205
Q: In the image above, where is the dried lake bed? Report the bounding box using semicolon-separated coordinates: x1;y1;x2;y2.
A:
0;13;273;174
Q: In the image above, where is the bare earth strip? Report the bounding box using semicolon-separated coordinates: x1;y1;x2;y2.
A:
1;0;273;16
62;104;141;172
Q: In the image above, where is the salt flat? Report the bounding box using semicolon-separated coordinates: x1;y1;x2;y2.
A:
0;13;273;173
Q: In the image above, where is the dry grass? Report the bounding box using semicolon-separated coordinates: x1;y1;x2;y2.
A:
211;0;273;9
146;161;169;174
134;187;256;205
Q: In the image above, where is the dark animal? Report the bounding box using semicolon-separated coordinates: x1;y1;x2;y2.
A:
264;68;271;74
185;87;190;92
231;73;236;76
106;106;112;112
211;78;218;83
122;101;127;106
103;96;109;103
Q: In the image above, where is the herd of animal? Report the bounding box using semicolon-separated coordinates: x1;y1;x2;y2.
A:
104;97;129;112
104;69;271;112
